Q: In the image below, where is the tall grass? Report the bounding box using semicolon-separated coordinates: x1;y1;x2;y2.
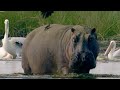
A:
0;11;40;37
0;11;120;40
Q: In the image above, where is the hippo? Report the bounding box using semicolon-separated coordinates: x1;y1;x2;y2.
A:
22;24;99;75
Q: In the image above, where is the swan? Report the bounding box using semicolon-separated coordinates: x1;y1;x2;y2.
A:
104;40;120;60
2;19;26;59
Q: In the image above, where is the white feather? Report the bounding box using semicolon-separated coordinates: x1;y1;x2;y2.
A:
104;40;120;60
2;19;25;59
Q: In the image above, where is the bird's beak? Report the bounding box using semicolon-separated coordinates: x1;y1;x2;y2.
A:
104;42;113;56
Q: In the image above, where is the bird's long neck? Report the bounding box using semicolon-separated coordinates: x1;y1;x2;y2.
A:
108;42;116;60
4;22;9;39
3;21;9;46
109;42;116;54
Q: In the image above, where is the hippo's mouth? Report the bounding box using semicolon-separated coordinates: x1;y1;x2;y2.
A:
69;52;96;73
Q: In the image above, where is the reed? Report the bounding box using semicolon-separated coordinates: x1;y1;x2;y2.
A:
0;11;120;40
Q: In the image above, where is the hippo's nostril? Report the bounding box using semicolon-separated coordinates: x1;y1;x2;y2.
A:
81;52;86;61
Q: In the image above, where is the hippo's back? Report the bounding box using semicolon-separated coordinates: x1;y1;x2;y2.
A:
22;24;74;74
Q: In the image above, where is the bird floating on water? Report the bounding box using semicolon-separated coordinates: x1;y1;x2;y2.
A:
104;40;120;60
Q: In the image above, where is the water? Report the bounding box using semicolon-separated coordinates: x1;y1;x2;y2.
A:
0;59;23;74
0;59;120;79
90;60;120;75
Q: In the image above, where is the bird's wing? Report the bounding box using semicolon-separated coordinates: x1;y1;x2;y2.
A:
113;49;120;57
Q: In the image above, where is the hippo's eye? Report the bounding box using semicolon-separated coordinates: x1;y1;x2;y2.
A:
73;37;77;43
73;36;79;43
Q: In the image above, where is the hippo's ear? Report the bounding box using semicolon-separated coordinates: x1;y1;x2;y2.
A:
91;28;96;34
71;28;75;33
91;28;98;39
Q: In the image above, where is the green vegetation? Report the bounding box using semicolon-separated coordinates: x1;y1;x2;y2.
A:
0;11;120;40
52;73;96;79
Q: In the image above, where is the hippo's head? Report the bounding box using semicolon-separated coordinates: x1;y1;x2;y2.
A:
68;27;99;74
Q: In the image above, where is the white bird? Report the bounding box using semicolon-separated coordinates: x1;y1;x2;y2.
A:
2;19;26;59
104;40;120;60
0;35;13;60
0;46;13;59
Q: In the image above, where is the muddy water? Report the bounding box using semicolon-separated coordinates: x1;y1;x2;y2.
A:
90;60;120;75
1;59;120;75
0;59;23;74
0;59;120;79
90;60;120;79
